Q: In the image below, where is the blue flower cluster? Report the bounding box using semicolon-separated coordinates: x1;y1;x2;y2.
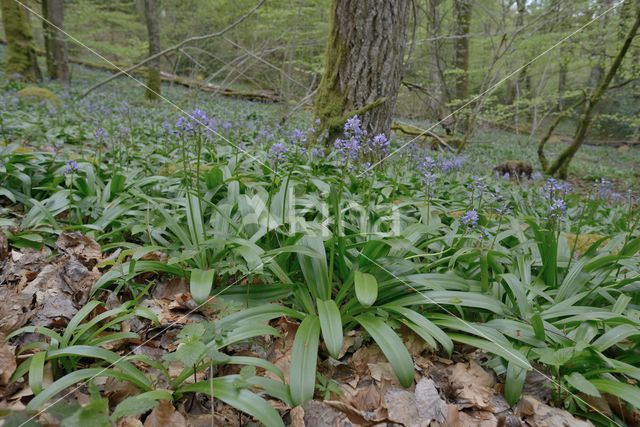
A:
334;115;390;166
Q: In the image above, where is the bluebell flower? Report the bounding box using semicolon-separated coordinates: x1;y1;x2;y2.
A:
94;127;108;140
64;160;79;174
290;129;307;145
549;198;567;219
460;210;479;229
269;142;288;164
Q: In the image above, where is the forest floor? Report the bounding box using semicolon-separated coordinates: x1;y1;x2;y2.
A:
1;56;639;427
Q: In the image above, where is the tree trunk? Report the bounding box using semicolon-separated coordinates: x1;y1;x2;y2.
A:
0;0;41;82
42;0;69;81
505;0;527;105
545;3;640;178
143;0;161;100
315;0;410;142
587;0;614;91
452;0;472;101
426;0;450;128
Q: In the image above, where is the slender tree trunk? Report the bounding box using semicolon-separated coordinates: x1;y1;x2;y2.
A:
0;0;41;82
545;4;640;178
42;0;69;81
505;0;527;105
426;0;450;127
588;0;614;91
452;0;472;101
144;0;161;100
315;0;410;142
557;58;568;109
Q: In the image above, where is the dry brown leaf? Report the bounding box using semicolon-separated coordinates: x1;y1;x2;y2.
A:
350;345;386;377
447;361;497;411
290;406;306;427
515;395;593;427
143;400;187;427
0;333;16;385
445;408;498;427
117;416;144;427
56;232;102;268
0;231;8;261
384;388;430;427
415;378;447;423
324;400;384;425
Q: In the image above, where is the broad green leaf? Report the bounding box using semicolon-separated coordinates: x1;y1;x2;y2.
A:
385;306;453;356
290;315;321;406
354;271;378;307
177;377;284;427
589;378;640;409
355;314;414;388
504;361;527;406
449;334;531;370
110;390;172;421
28;351;47;395
317;299;343;359
190;268;215;304
565;372;600;397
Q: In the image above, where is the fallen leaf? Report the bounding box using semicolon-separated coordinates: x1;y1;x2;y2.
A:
0;333;16;385
143;400;187;427
515;395;593;427
290;406;305;427
384;388;431;427
56;232;102;268
447;361;497;411
414;378;447;423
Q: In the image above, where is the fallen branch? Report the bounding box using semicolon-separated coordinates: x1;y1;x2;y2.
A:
79;0;265;99
391;121;453;151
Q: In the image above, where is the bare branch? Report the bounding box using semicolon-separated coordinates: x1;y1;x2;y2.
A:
79;0;265;99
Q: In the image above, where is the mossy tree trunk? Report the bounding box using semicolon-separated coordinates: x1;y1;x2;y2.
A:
452;0;471;101
144;0;161;100
42;0;69;82
315;0;410;143
0;0;41;82
544;3;640;179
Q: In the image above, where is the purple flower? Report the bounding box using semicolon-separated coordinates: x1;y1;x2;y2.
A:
440;156;465;173
290;129;307;145
269;142;288;163
64;160;79;174
94;127;108;140
344;115;363;137
371;134;389;153
419;156;437;173
549;198;567;219
531;171;543;181
460;210;479;229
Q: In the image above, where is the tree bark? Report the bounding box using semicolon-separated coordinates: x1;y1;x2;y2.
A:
42;0;69;81
545;3;640;178
426;0;450;129
315;0;410;142
143;0;161;100
505;0;528;105
0;0;41;82
452;0;472;101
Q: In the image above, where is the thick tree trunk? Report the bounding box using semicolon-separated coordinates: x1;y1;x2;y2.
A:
315;0;410;142
42;0;69;81
144;0;161;100
0;0;41;82
545;4;640;178
452;0;471;101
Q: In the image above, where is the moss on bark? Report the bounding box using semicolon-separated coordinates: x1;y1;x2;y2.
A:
1;0;42;82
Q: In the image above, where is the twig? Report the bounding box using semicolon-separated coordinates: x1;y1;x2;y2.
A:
79;0;265;99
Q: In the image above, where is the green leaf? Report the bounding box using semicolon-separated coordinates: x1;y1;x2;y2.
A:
592;325;640;352
190;268;215;305
177;377;284;427
290;315;320;406
28;351;47;395
110;390;172;421
565;372;600;397
449;333;531;370
589;378;640;408
354;271;378;307
298;236;330;300
317;299;343;359
504;361;527;406
355;314;414;388
385;306;453;356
